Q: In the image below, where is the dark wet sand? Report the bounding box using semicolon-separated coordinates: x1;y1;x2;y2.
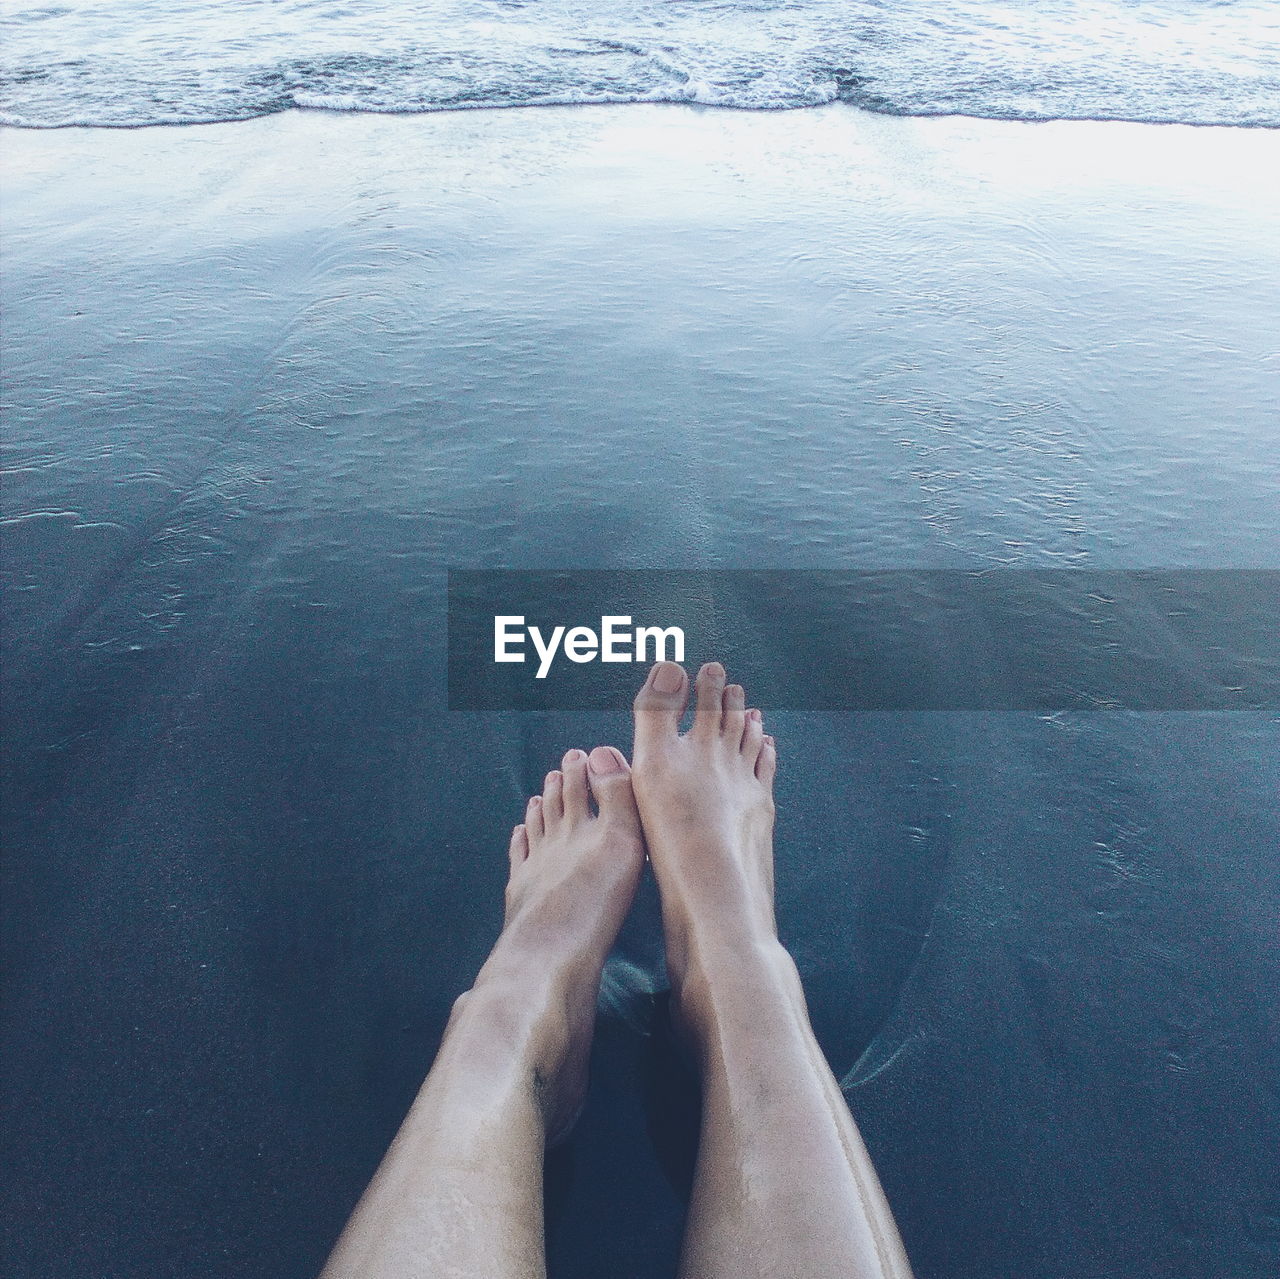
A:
2;106;1279;1278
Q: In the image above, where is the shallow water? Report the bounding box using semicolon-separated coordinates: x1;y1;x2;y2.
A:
2;107;1279;1278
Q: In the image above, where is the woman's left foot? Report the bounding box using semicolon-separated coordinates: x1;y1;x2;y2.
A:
471;745;646;1142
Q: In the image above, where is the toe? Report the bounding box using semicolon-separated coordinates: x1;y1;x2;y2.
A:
525;794;545;840
722;683;746;746
561;749;589;821
633;662;688;757
692;662;726;736
509;823;529;869
742;707;764;762
587;746;640;825
543;769;564;824
756;734;778;787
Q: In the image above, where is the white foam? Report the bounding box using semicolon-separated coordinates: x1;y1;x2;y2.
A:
2;0;1278;128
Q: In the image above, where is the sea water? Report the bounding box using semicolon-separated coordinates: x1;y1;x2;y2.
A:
3;0;1280;127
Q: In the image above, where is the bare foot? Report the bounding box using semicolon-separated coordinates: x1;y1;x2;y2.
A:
630;663;917;1279
319;749;646;1278
630;661;785;1035
467;745;646;1143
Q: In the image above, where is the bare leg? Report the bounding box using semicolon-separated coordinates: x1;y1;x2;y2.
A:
632;662;915;1279
321;746;646;1279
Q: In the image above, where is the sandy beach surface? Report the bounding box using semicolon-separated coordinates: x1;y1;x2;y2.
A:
3;105;1279;1277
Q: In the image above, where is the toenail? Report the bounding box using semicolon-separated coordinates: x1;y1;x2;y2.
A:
748;708;762;722
564;749;584;762
701;662;725;679
653;662;684;693
588;745;625;774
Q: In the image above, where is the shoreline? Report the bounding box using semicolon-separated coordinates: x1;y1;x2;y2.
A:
7;96;1280;134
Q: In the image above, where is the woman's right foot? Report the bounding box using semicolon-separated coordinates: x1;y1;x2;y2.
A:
630;660;790;1036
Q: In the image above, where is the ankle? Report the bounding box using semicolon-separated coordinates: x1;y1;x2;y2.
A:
661;887;779;984
670;934;803;1041
481;906;605;988
453;962;574;1062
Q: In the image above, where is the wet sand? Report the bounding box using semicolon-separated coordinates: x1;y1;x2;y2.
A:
2;105;1279;1278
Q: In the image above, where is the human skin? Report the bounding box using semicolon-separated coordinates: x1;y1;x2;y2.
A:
320;664;914;1279
320;744;646;1279
632;660;914;1279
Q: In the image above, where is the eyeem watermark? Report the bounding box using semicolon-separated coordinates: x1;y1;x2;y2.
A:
449;569;1280;711
494;615;684;678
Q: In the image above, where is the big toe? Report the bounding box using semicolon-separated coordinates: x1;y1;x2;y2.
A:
632;662;688;757
587;746;641;827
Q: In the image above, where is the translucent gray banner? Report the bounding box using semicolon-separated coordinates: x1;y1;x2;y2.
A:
447;570;1280;711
